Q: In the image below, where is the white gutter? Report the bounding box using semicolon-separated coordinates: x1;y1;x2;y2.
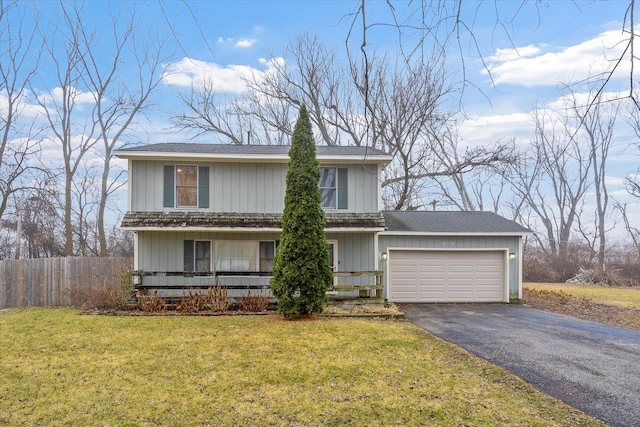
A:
122;226;386;233
114;151;393;164
379;230;534;237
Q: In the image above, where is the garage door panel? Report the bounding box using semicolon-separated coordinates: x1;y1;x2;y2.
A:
389;250;505;303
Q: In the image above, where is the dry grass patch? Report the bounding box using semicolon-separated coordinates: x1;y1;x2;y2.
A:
525;282;640;310
0;308;603;426
524;283;640;331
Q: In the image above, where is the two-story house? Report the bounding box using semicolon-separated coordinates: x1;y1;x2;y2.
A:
115;143;530;303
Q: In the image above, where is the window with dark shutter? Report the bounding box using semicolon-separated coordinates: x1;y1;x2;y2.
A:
198;166;209;208
184;240;194;272
164;165;209;209
337;167;348;209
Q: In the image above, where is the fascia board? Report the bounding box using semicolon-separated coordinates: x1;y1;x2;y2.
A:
122;226;385;233
379;231;534;237
114;150;392;164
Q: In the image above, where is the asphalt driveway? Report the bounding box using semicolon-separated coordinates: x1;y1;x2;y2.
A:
400;303;640;427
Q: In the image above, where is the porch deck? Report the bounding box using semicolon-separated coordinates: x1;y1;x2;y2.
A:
130;270;384;303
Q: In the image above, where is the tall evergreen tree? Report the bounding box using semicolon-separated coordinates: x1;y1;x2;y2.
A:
271;105;333;317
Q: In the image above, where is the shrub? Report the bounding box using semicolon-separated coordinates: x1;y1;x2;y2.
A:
239;289;269;312
206;285;229;312
70;274;132;311
139;290;167;313
271;105;333;317
69;285;106;309
176;289;208;313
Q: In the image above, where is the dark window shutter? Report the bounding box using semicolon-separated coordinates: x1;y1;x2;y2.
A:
337;167;348;209
184;240;194;272
198;166;209;208
163;165;174;208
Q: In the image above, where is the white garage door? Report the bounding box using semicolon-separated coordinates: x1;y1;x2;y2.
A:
388;250;506;303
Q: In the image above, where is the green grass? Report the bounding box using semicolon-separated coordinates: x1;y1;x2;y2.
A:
0;308;604;426
525;282;640;310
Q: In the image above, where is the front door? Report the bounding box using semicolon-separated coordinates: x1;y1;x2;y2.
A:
327;240;338;285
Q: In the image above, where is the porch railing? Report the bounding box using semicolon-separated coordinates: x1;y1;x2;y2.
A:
130;270;383;299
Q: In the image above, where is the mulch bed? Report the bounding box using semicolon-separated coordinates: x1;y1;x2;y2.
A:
522;288;640;332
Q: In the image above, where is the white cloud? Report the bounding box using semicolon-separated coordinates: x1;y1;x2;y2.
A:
162;57;283;93
459;112;535;146
39;86;96;105
546;90;628;111
235;38;257;48
218;36;258;48
487;44;543;62
0;89;44;118
485;29;630;87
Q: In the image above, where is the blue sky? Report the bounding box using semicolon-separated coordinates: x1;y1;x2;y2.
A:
30;1;630;143
16;1;640;234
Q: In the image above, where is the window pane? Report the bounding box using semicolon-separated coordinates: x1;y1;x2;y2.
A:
214;241;258;272
176;165;197;207
319;167;336;188
321;188;336;208
195;241;211;272
319;167;337;208
259;241;275;272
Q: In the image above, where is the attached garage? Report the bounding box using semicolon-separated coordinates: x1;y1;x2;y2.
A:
379;211;532;303
387;249;506;302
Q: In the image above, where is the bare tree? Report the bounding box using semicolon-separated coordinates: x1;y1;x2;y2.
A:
0;1;44;226
508;108;592;263
34;2;99;256
172;79;248;144
617;202;640;264
173;32;514;210
171;34;348;146
16;178;65;258
35;2;167;256
569;91;619;268
425;122;514;212
76;6;168;256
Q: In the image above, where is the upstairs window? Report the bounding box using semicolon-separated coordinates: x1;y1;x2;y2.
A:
164;165;209;209
176;165;197;207
319;167;348;209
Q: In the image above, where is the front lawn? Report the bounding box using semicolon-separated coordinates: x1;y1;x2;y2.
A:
0;308;603;426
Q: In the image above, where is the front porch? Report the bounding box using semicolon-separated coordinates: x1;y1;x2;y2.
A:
130;270;384;307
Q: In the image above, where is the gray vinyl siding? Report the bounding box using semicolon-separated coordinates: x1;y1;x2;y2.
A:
131;160;164;211
379;234;522;300
326;232;376;287
325;233;375;272
129;160;380;213
211;162;286;213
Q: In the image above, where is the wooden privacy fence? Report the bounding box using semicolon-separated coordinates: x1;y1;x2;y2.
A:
0;257;133;309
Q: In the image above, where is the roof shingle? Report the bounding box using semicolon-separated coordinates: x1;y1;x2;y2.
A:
116;143;389;157
382;211;531;234
121;211;386;229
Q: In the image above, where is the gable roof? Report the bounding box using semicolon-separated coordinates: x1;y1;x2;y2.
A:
382;211;532;235
114;143;392;164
